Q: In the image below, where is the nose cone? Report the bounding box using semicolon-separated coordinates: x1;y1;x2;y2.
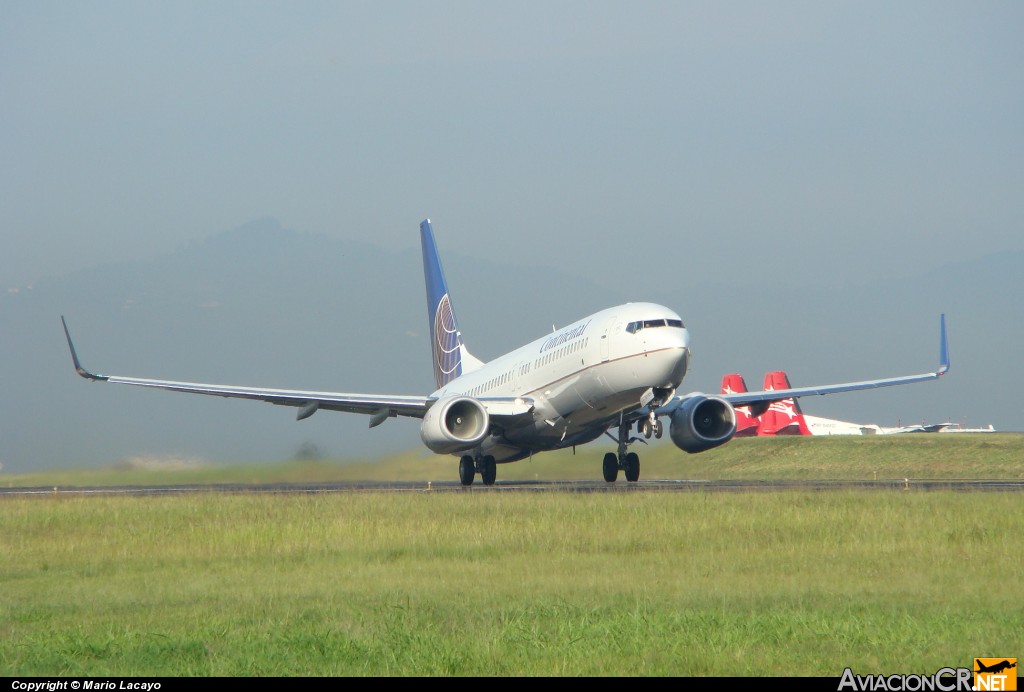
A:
668;328;691;384
648;328;690;387
670;344;690;386
680;329;692;381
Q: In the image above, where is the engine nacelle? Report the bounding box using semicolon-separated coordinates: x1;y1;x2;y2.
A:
420;395;490;454
669;394;737;453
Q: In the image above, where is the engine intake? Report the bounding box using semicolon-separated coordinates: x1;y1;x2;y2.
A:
420;395;490;454
669;394;737;453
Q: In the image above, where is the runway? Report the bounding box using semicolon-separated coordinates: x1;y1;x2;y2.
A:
2;478;1022;497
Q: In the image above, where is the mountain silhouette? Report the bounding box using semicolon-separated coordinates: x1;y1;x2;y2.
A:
1;219;1018;472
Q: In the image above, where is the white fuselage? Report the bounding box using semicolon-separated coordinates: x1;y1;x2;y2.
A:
429;303;691;461
803;415;884;436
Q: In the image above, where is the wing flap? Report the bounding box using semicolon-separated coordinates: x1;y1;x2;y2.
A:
104;375;433;418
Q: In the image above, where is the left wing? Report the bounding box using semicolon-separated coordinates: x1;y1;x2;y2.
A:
62;317;429;425
62;317;533;427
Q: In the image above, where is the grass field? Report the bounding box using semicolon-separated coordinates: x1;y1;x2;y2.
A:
2;435;1022;677
5;433;1023;488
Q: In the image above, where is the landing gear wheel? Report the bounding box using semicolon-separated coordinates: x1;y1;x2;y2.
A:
459;455;475;486
602;452;619;482
481;456;497;486
654;419;663;439
624;452;640;482
639;419;652;439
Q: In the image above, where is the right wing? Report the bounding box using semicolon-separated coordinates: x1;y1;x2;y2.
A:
658;314;949;417
721;314;949;408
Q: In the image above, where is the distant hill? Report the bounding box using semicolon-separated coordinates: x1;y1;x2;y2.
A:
0;218;624;472
1;218;1019;473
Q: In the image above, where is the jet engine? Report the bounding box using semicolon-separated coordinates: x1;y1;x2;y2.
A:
669;394;737;453
419;395;490;454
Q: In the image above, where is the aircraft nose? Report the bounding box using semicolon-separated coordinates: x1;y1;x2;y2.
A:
659;327;690;384
672;345;690;385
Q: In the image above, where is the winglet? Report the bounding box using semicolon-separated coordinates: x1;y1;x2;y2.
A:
937;313;950;376
61;317;108;381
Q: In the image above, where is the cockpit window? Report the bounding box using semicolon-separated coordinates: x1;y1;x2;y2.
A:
626;318;684;333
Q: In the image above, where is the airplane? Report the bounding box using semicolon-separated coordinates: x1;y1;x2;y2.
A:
62;219;950;485
974;660;1016;675
938;423;996;433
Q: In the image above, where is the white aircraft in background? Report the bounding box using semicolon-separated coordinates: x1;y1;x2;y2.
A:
62;219;950;485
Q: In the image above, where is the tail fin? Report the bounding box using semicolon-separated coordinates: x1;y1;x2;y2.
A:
721;374;760;437
758;371;811;436
420;219;483;390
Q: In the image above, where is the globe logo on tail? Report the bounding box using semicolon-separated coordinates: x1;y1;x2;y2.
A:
433;294;463;388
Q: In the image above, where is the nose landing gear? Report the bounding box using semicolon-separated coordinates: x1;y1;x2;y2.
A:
637;412;663;440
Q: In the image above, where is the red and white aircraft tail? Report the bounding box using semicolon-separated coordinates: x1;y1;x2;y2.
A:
721;370;872;436
757;371;812;436
720;374;760;437
760;371;914;435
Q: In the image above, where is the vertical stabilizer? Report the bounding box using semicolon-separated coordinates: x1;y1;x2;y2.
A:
420;219;483;390
721;374;760;437
758;371;811;436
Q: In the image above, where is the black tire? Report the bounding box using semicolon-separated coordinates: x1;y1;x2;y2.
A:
654;419;663;439
602;452;619;482
459;455;475;486
642;420;653;439
481;456;497;486
624;452;640;482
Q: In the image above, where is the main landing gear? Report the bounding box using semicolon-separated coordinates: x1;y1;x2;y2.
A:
602;412;661;483
602;450;640;483
459;454;497;486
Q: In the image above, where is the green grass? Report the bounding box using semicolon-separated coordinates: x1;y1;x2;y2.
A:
3;433;1023;487
2;435;1021;676
2;489;1022;676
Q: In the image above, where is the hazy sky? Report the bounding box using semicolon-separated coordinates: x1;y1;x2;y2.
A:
3;2;1022;290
